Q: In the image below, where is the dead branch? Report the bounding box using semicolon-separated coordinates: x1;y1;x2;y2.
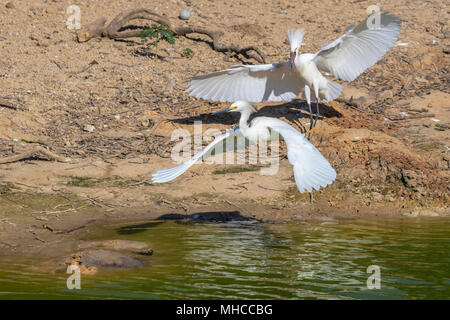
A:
0;146;69;164
76;8;266;63
76;17;107;43
386;113;436;121
0;98;26;111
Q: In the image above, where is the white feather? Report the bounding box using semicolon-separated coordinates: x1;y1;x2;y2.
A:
152;128;242;183
313;12;401;82
267;121;336;193
185;63;306;103
288;28;305;52
153;103;337;194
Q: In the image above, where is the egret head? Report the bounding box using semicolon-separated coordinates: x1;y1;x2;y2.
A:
213;101;257;115
287;28;305;67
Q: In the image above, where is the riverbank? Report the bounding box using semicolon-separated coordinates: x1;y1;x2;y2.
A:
0;0;449;262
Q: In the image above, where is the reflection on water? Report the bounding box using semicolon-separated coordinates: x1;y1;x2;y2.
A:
0;217;449;299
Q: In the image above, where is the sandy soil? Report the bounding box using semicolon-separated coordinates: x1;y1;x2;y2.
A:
0;0;449;257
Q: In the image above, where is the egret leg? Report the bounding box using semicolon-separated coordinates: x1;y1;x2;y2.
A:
313;100;320;128
312;80;320;130
304;85;313;140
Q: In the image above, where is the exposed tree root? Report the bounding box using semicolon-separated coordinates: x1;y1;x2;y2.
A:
0;146;69;164
76;8;266;63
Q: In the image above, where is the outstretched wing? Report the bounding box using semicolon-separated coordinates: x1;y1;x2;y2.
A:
185;63;306;102
152;128;244;183
268;121;336;193
313;12;401;82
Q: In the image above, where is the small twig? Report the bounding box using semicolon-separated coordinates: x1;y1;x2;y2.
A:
336;97;372;114
0;146;69;164
68;60;98;75
257;184;284;191
386;113;436;121
51;60;65;70
55;220;96;234
0;98;26;111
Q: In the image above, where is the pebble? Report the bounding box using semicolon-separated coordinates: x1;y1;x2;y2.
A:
5;2;14;9
83;124;95;133
179;9;190;20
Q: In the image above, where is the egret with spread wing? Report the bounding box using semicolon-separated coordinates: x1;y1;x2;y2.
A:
185;12;401;138
152;101;336;193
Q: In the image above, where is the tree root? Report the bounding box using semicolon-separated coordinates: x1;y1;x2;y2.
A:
0;146;70;164
76;8;266;63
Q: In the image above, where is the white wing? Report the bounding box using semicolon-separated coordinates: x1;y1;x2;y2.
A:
313;12;401;82
268;120;336;193
152;128;244;183
185;63;306;102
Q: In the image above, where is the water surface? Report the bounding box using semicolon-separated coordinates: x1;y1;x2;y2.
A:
0;217;449;299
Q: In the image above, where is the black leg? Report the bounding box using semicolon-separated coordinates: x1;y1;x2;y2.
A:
313;101;320;128
307;102;313;140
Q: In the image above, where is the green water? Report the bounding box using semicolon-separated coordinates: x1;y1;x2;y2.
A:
0;217;449;299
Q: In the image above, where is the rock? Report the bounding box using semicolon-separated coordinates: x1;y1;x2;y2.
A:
37;40;50;47
5;2;15;9
70;250;143;268
179;9;191;20
79;265;98;275
401;169;419;189
378;90;394;100
372;192;383;202
83;124;95;133
78;239;150;251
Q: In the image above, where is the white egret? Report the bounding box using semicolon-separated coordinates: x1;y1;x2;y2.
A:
185;12;401;138
152;101;336;193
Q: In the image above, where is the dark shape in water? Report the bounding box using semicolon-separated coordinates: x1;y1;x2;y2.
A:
136;249;154;256
157;211;252;223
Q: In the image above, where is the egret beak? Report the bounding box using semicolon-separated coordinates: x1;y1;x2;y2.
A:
213;107;232;115
290;51;296;68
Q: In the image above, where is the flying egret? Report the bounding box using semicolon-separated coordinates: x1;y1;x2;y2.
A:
152;101;336;193
185;12;401;138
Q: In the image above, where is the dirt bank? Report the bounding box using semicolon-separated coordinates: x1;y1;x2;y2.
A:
0;1;449;258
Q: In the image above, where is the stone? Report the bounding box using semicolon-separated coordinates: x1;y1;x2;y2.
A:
83;124;95;133
179;9;191;20
73;250;143;268
78;240;150;251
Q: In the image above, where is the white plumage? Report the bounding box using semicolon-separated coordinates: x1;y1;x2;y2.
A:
313;13;401;82
152;101;336;193
185;12;401;137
